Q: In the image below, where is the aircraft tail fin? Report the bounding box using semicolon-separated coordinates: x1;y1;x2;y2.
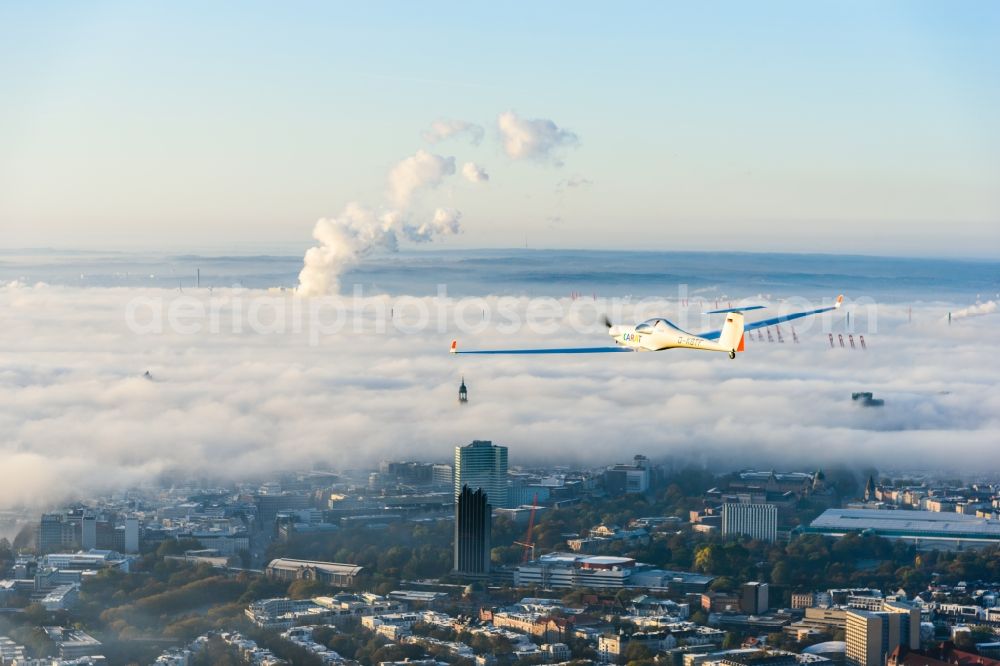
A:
719;312;745;352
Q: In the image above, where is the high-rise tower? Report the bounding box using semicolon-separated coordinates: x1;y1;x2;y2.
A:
721;503;778;542
454;485;491;576
845;601;920;666
454;440;508;508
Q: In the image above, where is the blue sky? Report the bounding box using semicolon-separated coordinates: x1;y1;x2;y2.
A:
1;1;998;256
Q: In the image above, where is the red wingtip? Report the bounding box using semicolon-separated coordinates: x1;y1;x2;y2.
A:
450;340;457;353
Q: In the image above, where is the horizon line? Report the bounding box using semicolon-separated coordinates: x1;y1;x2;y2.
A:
2;245;999;265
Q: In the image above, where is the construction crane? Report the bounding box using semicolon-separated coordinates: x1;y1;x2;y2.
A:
515;493;539;564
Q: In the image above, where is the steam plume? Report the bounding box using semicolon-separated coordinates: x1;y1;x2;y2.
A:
950;300;997;320
297;150;461;296
387;150;456;208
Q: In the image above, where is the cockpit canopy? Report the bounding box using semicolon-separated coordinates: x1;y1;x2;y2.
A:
634;318;686;334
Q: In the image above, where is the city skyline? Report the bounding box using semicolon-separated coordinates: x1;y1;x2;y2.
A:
6;453;1000;664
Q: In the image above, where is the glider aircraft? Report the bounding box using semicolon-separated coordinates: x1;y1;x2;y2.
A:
450;295;843;359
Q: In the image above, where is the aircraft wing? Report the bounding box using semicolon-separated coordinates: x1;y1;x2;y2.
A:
697;295;843;340
450;340;634;355
702;305;766;314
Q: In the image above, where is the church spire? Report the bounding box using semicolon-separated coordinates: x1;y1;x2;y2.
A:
864;475;877;502
458;376;468;404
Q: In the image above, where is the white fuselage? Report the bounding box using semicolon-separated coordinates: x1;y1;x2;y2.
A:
609;318;734;353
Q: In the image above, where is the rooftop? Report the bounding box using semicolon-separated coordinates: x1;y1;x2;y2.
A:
739;471;814;482
42;627;101;647
808;509;1000;540
266;558;364;575
802;642;847;655
531;553;637;569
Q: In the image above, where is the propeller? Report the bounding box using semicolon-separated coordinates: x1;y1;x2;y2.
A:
602;314;613;329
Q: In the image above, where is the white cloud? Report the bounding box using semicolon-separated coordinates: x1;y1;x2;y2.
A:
421;119;485;145
297;149;461;296
1;284;998;510
497;111;578;163
297;109;580;297
298;204;397;297
387;149;456;208
297;204;464;296
462;162;489;183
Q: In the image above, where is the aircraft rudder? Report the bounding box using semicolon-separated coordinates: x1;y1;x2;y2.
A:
719;312;745;351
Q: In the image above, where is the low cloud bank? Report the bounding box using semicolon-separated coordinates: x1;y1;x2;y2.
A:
1;283;997;509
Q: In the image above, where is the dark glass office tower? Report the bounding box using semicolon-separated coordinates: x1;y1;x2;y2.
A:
454;485;491;575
